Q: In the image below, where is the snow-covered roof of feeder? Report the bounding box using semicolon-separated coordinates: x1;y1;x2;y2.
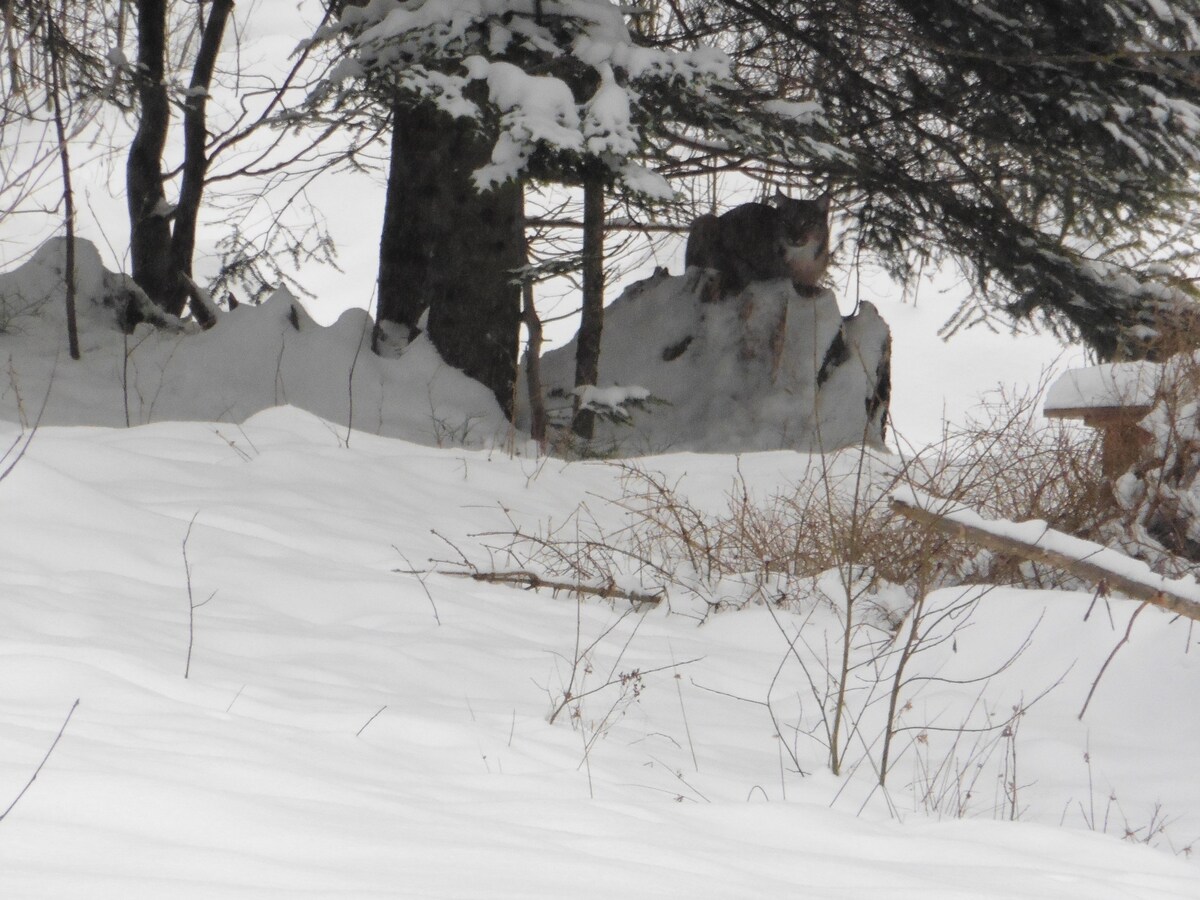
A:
1044;360;1162;426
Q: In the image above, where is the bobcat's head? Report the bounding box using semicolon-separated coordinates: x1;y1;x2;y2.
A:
772;190;831;289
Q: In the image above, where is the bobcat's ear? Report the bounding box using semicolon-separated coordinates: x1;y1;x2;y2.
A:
815;192;831;212
771;188;789;206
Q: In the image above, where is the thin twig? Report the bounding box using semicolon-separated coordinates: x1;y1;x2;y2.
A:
393;547;441;624
344;312;371;447
1079;601;1149;720
0;699;79;823
671;646;698;772
356;705;388;737
182;511;216;678
0;355;57;484
551;656;703;724
225;684;246;713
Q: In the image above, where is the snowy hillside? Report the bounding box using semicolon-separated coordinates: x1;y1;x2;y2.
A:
0;407;1197;896
1;243;1199;897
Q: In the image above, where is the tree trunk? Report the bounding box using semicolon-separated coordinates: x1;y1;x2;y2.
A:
127;0;173;309
522;281;547;447
378;99;524;418
168;0;233;322
572;174;605;439
47;14;79;360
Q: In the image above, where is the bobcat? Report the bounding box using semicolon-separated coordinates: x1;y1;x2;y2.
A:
685;191;830;296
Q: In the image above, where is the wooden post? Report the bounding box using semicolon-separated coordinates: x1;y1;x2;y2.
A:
1044;404;1151;477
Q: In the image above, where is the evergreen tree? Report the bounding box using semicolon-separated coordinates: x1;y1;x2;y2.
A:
312;0;766;414
318;0;1200;423
661;0;1200;359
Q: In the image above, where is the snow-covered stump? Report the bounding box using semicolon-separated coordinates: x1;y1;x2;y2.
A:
522;271;891;454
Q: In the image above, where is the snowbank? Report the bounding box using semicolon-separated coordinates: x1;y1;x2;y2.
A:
524;271;891;454
2;241;893;457
0;240;511;448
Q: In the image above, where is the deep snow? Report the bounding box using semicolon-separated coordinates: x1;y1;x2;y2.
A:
1;242;1199;897
0;408;1198;897
0;240;511;447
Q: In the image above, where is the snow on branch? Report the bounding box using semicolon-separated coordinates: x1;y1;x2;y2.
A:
316;0;733;197
890;487;1200;623
574;383;651;424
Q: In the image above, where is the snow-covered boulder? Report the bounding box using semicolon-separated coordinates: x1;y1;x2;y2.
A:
522;271;891;454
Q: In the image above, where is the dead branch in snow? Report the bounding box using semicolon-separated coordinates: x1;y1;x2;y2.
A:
404;567;662;607
890;497;1200;624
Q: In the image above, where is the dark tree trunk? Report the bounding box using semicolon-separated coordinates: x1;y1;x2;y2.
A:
168;0;233;322
517;185;547;445
378;100;436;336
378;99;524;418
522;283;548;447
127;0;173;309
572;174;605;439
47;17;80;360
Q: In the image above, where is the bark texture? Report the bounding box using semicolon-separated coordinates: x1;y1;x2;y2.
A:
378;99;523;418
168;0;233;319
127;0;173;309
571;174;605;438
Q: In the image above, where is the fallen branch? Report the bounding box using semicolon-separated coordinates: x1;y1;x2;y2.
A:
416;568;662;607
890;495;1200;623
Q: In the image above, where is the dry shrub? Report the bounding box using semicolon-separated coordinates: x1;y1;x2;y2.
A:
608;455;937;600
482;379;1111;619
599;383;1111;603
902;384;1113;587
478;386;1110;784
912;386;1110;534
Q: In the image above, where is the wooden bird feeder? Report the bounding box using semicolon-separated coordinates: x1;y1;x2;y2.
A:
1043;401;1152;477
1044;362;1162;477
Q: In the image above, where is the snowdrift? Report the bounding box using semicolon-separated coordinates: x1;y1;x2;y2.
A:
1;240;1198;897
0;239;511;447
526;270;891;454
2;241;892;457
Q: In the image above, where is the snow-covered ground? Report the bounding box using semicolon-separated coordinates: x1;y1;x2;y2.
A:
1;243;1199;896
1;406;1198;897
